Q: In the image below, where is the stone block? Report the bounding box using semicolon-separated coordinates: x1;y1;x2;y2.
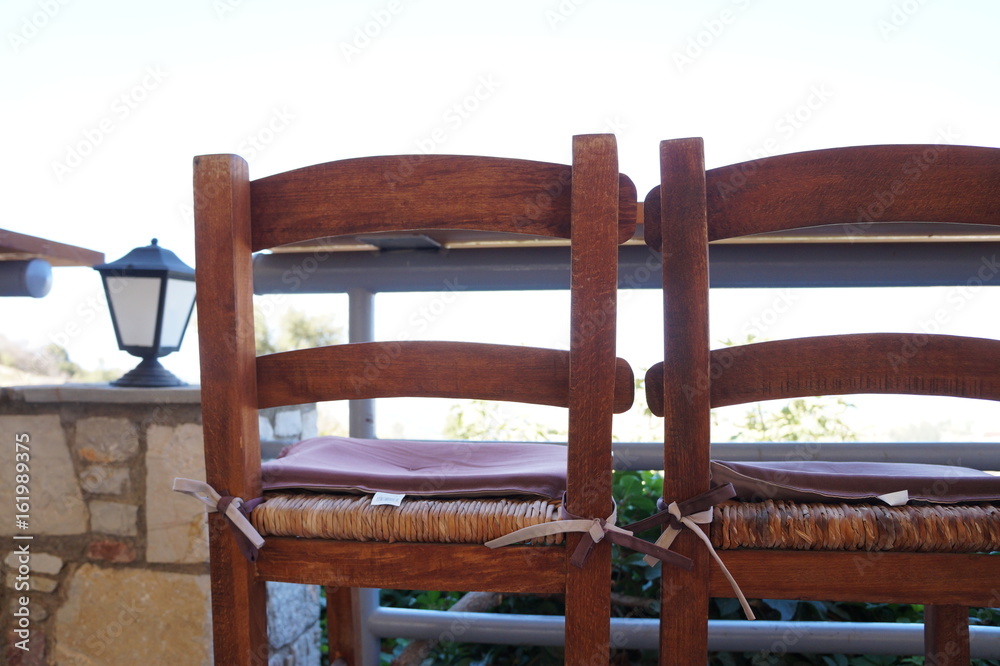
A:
146;423;209;564
259;414;275;441
7;597;47;621
54;564;212;665
74;417;139;463
85;540;137;564
79;465;130;495
5;572;57;593
0;414;88;536
4;551;62;576
270;622;321;666
301;405;318;439
274;409;302;439
266;582;321;649
89;501;138;536
5;627;46;666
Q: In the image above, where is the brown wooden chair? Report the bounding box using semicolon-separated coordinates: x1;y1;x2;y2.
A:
643;138;1000;665
192;134;637;664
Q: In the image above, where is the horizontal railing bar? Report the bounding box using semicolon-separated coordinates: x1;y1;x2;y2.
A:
253;242;1000;293
365;608;1000;657
613;441;1000;471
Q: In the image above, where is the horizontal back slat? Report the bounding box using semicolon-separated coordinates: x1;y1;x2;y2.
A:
705;144;1000;241
250;154;637;251
711;333;1000;407
645;333;1000;416
258;340;634;412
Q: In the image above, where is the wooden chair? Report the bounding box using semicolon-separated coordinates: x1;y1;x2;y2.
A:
642;138;1000;664
192;134;637;665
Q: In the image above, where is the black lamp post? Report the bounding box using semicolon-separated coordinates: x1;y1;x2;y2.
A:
94;239;196;387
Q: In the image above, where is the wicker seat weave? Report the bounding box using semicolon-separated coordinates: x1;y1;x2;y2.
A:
711;500;1000;552
251;492;565;545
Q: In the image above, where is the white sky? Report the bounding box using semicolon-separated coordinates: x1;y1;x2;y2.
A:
3;0;1000;440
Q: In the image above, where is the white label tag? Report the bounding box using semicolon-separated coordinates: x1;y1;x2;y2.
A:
371;492;406;507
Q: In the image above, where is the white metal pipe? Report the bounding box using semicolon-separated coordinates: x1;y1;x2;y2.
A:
613;441;1000;472
347;288;377;440
366;608;1000;658
0;259;52;297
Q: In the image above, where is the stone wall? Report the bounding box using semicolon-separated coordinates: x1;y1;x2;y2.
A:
0;384;320;666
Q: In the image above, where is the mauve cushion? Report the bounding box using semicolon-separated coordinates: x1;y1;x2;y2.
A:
711;460;1000;504
262;436;567;499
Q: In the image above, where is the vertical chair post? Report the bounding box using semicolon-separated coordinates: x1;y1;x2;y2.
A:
658;138;711;665
564;134;621;664
193;154;268;665
924;605;971;666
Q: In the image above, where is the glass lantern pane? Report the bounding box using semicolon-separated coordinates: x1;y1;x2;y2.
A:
106;276;161;348
160;278;197;348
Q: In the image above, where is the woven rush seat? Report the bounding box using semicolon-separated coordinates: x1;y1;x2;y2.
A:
251;492;565;545
711;500;1000;552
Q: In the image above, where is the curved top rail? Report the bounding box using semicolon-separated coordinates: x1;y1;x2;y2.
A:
249;154;636;251
704;144;1000;242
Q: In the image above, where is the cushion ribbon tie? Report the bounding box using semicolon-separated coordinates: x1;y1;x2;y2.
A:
484;493;694;571
622;484;754;620
172;478;265;562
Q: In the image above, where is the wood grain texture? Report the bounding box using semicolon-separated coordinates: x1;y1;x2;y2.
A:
195;135;631;663
564;134;619;663
250;154;638;251
654;138;712;665
711;333;1000;407
326;587;366;666
257;341;635;413
646;333;1000;415
708;551;1000;606
642;185;663;253
256;539;565;593
924;605;971;666
0;227;104;266
706;144;1000;241
645;141;1000;664
194;154;268;665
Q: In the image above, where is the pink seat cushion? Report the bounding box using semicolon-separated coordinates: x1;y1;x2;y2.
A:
262;436;567;499
712;460;1000;504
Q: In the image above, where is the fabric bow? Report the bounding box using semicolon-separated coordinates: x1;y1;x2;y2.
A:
484;494;693;571
622;484;754;620
172;478;265;562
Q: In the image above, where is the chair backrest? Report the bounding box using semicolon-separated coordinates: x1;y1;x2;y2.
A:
194;135;637;523
643;138;1000;499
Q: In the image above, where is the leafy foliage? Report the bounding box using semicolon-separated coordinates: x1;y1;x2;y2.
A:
442;399;563;442
0;336;121;382
254;304;342;354
726;397;858;443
